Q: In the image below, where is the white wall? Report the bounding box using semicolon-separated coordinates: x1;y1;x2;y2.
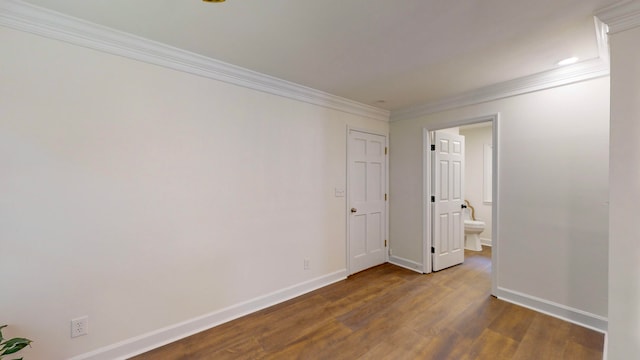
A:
608;25;640;359
459;124;493;244
389;77;609;326
0;27;388;359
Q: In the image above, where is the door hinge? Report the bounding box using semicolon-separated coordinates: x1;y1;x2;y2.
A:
385;193;388;201
431;247;435;254
385;147;388;155
384;239;387;247
431;195;435;202
431;144;436;151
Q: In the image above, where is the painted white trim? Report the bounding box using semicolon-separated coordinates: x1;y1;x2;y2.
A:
490;114;500;297
391;17;610;122
594;17;611;64
389;255;424;274
385;136;390;265
597;0;640;34
68;269;347;360
496;287;608;333
480;237;492;247
0;0;390;122
422;128;432;274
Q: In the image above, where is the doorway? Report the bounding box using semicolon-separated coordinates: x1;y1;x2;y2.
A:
423;114;498;296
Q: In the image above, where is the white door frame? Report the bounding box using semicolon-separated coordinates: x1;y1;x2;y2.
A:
346;126;389;275
422;114;499;296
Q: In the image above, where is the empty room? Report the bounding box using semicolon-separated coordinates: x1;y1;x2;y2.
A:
2;0;639;359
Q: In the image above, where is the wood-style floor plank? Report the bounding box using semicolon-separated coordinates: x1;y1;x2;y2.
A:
131;247;604;359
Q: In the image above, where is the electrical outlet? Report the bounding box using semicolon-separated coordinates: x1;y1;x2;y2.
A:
71;316;88;338
304;258;310;270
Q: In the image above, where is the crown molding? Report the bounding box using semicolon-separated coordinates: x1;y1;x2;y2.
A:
0;0;390;122
391;17;611;122
596;0;640;34
594;16;611;64
391;58;609;121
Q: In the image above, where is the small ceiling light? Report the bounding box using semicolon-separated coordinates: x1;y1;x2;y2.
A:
557;57;579;66
202;0;226;2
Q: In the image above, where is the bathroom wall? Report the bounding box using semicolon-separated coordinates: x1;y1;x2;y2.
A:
459;124;493;244
439;126;460;135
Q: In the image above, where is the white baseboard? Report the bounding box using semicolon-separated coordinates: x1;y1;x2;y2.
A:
480;237;492;247
389;255;424;274
496;287;608;333
69;269;347;360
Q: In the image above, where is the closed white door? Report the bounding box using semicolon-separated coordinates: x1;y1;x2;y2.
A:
432;131;465;271
348;130;387;275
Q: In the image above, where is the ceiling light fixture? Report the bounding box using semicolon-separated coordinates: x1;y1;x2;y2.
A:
557;57;579;66
202;0;226;3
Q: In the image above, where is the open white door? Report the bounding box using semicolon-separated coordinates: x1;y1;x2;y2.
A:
432;131;465;271
348;130;387;275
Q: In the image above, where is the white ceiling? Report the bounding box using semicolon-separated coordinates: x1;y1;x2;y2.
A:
21;0;616;111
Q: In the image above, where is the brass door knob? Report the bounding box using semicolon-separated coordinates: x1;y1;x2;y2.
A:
351;208;357;213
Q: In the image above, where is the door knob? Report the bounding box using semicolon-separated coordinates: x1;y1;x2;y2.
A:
351;208;357;213
461;204;468;209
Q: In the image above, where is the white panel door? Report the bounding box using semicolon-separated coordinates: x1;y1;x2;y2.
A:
432;131;465;271
348;130;387;275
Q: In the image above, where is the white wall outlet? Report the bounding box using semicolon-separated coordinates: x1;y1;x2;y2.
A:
304;258;310;270
71;316;89;338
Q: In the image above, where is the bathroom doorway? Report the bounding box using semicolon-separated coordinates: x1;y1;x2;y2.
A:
423;114;498;296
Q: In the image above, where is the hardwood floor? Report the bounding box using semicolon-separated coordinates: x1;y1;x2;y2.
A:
131;247;604;359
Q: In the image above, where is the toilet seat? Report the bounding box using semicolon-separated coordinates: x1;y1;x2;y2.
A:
464;220;485;229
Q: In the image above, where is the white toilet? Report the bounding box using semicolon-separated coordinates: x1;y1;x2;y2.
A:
463;201;485;251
